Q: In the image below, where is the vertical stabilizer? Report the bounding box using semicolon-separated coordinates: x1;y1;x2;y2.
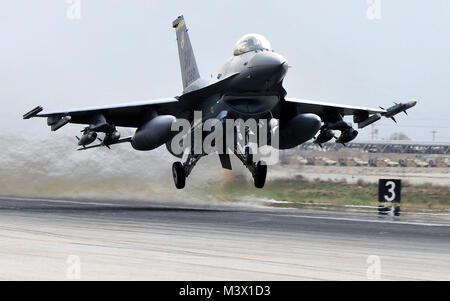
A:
172;15;201;91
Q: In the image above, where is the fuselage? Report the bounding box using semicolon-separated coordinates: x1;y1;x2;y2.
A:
175;33;322;151
191;34;289;121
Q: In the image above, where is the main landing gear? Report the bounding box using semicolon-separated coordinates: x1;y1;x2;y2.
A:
171;149;267;189
235;147;267;189
172;161;186;189
172;152;203;189
171;122;268;189
254;161;267;189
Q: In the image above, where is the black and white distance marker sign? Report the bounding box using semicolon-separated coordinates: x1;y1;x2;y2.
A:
378;179;401;216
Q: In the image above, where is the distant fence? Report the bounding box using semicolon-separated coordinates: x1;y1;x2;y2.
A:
297;141;450;155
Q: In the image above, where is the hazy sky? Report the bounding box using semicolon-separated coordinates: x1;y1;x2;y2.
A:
1;0;449;142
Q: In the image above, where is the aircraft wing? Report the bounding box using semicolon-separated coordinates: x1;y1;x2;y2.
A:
284;97;417;128
23;98;184;130
285;97;385;116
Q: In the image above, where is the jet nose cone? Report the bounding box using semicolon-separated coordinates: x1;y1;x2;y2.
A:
248;52;287;69
248;52;288;83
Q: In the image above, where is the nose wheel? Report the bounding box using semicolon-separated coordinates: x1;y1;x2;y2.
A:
172;162;186;189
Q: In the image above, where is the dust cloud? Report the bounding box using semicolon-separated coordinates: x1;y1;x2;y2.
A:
0;132;243;204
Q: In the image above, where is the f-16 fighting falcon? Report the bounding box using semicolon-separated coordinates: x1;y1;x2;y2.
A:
24;15;417;189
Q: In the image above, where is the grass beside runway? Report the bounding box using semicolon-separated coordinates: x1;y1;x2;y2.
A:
210;175;450;212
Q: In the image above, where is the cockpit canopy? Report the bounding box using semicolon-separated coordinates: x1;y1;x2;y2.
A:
233;34;272;56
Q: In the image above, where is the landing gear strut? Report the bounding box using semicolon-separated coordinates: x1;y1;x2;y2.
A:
171;120;268;189
234;146;267;188
172;152;203;189
237;126;267;189
172;154;267;189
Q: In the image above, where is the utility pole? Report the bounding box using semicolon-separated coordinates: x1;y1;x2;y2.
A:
431;130;437;142
371;124;378;140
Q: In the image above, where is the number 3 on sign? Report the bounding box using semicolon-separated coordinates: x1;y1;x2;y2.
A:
378;179;401;203
384;181;396;202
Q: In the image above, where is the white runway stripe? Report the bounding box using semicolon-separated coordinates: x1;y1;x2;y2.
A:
267;213;450;227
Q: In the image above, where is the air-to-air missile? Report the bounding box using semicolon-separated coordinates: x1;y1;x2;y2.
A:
381;99;417;123
358;99;417;129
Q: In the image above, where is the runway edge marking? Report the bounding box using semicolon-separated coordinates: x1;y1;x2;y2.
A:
267;214;450;227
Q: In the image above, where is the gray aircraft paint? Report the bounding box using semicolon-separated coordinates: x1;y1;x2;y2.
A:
24;15;415;143
23;15;417;188
172;15;203;93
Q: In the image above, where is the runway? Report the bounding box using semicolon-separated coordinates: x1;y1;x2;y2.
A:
0;196;449;280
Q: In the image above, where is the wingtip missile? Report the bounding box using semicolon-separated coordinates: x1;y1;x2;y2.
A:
382;99;417;120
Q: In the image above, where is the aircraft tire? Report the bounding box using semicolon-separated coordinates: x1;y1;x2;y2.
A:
253;161;267;189
172;162;186;189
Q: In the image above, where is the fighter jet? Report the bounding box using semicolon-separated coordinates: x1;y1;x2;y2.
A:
23;15;417;189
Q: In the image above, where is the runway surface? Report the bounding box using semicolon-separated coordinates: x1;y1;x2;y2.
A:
0;196;449;280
